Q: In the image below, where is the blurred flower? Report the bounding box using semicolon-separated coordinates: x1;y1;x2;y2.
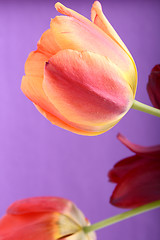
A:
0;197;96;240
21;1;137;136
108;134;160;208
147;64;160;109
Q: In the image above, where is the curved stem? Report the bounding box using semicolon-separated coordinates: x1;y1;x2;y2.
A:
83;200;160;234
131;100;160;117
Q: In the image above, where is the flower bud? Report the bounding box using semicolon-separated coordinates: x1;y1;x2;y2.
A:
0;197;96;240
21;1;137;135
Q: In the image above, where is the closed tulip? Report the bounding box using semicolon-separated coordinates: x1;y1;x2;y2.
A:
147;64;160;109
21;1;137;135
108;134;160;208
0;197;96;240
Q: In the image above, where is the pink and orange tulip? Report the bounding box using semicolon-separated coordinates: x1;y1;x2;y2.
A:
108;134;160;208
21;1;137;135
147;64;160;109
0;196;96;240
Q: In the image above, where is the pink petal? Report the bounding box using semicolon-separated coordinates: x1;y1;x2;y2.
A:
51;4;135;79
43;49;133;133
91;2;132;57
22;73;105;135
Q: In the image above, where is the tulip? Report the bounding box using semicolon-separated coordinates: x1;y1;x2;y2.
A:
108;134;160;208
0;196;96;240
147;64;160;109
21;1;137;135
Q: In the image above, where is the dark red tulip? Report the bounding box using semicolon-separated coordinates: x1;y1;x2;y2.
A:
147;64;160;109
108;133;160;208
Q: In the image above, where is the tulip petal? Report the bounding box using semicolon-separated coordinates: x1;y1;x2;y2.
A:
55;2;93;27
8;197;87;227
147;65;160;109
24;50;50;77
66;230;96;240
147;81;160;109
0;213;82;240
22;65;104;136
21;75;60;117
7;197;70;215
117;133;160;157
43;49;133;132
0;213;56;240
91;1;130;57
108;155;143;183
0;197;93;240
34;104;105;136
51;12;133;71
53;2;137;95
91;1;137;97
22;50;56;117
37;29;61;56
110;160;160;208
21;49;111;135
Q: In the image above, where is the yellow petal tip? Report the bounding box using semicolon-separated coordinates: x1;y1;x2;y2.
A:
55;2;65;13
92;1;102;10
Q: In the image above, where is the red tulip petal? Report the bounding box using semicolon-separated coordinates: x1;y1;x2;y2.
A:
7;197;70;215
0;213;56;240
0;197;91;239
117;133;160;157
0;213;84;240
108;155;144;183
147;81;160;109
147;64;160;109
7;196;85;225
9;197;88;229
110;159;160;208
43;49;133;133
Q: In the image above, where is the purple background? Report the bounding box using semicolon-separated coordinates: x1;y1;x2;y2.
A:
0;0;160;239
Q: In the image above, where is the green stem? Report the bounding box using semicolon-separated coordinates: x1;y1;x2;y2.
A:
131;100;160;117
83;200;160;234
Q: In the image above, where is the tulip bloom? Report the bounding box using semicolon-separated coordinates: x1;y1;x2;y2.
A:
21;1;137;136
0;196;96;240
108;134;160;208
147;64;160;109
